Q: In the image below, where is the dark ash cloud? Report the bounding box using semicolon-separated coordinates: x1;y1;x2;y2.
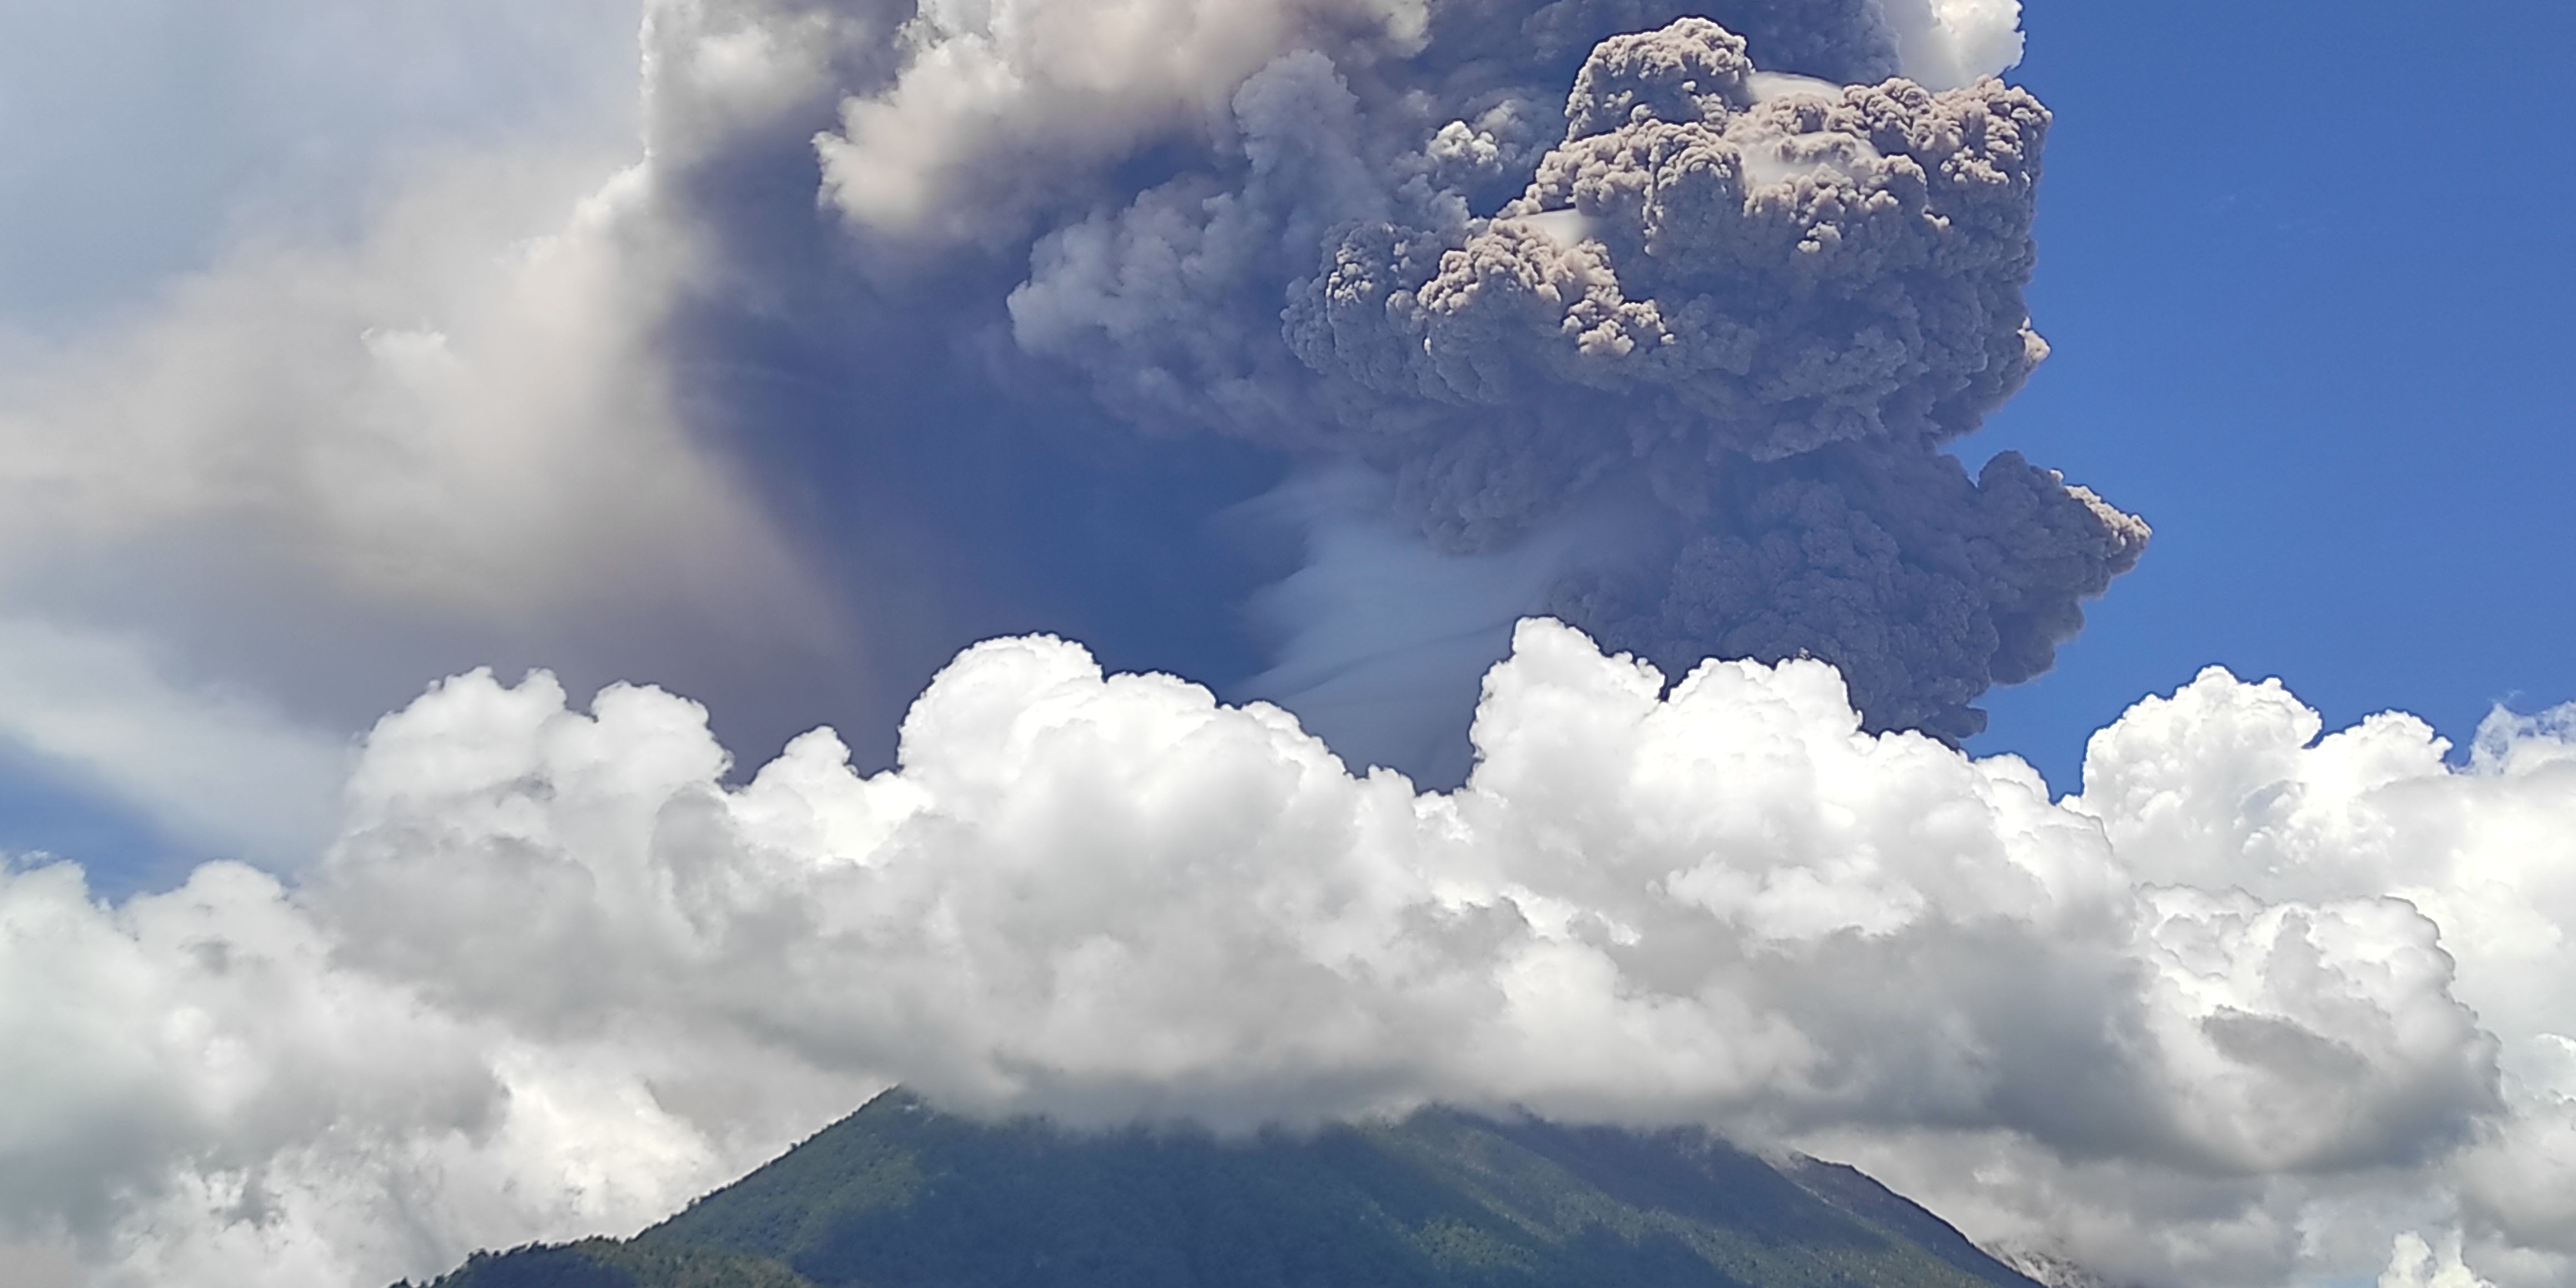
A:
962;11;2144;746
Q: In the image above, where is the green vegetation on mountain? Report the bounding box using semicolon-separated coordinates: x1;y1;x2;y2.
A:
417;1090;2039;1288
408;1237;816;1288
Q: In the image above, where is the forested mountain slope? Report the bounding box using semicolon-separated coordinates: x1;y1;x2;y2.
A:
416;1090;2040;1288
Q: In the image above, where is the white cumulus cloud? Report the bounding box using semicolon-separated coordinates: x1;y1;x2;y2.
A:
3;621;2570;1286
1874;0;2024;90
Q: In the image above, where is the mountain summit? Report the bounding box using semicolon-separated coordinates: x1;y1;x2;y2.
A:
418;1090;2041;1288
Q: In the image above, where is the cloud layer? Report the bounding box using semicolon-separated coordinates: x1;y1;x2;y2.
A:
4;621;2569;1287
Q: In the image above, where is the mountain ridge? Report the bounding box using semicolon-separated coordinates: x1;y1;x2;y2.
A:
414;1089;2045;1288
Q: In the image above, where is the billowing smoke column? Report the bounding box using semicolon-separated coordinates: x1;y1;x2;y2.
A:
895;5;2150;742
0;1;2124;853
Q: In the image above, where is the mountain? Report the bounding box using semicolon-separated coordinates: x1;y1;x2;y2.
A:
414;1090;2042;1288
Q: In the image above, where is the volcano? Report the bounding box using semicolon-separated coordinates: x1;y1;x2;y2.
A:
414;1090;2042;1288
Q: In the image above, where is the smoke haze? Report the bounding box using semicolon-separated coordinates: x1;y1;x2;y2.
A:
2;0;2123;819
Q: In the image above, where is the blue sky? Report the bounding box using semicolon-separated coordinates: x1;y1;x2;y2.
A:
1965;0;2576;787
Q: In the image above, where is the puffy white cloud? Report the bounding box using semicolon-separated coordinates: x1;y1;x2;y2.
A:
2074;671;2576;1097
0;853;843;1287
1873;0;2024;92
2383;1231;2499;1288
5;621;2571;1286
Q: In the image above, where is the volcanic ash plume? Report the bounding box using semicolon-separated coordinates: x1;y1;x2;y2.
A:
0;2;2127;832
992;13;2145;743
